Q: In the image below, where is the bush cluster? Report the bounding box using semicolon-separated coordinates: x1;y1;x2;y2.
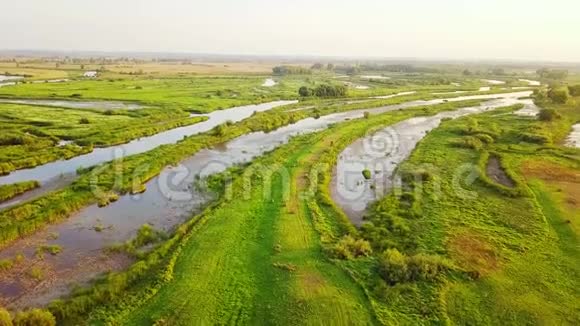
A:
330;235;372;260
0;307;56;326
298;84;347;98
378;248;451;285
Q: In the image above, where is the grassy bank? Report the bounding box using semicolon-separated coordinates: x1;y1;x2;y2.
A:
344;100;580;323
0;102;207;174
0;99;485;249
38;98;495;323
0;181;39;202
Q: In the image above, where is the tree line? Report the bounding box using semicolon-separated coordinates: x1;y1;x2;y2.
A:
298;84;348;98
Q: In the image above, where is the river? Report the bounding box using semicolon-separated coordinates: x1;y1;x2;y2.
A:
330;92;538;225
0;91;532;308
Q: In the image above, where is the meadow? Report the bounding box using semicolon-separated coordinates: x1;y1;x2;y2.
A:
1;59;578;325
0;102;206;175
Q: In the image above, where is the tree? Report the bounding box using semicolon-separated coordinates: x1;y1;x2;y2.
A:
537;68;568;80
568;85;580;96
326;63;335;71
310;63;323;70
313;84;347;98
298;86;312;97
491;68;505;75
462;69;472;76
548;88;569;104
345;66;360;76
272;65;311;75
539;108;559;121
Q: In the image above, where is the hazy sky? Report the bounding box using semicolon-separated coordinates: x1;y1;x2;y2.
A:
1;0;579;61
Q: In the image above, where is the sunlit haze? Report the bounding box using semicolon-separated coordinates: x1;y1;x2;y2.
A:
1;0;579;61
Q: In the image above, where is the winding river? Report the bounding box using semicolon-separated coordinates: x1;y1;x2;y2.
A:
0;101;296;207
331;92;538;225
0;91;533;308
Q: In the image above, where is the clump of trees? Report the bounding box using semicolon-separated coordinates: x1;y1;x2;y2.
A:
536;68;568;80
310;63;324;70
539;108;560;121
272;65;311;75
547;87;569;104
378;248;451;285
535;87;570;104
568;85;580;96
298;84;347;98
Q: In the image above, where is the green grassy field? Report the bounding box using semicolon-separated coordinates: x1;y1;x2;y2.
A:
0;102;207;174
46;95;580;325
352;98;580;324
0;76;301;112
1;62;579;325
38;99;501;324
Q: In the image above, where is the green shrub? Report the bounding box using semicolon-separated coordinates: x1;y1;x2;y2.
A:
406;254;449;281
28;267;44;280
35;245;62;257
0;308;12;326
79;117;90;124
13;309;55;326
459;136;484;150
539;108;560;121
362;169;372;180
378;248;450;285
298;86;311;97
0;259;14;272
331;235;372;260
378;248;409;284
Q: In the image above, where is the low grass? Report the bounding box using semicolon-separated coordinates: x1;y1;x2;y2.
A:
351;100;580;324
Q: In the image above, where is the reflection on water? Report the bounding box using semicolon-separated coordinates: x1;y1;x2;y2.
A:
0;75;23;82
0;98;143;110
565;124;580;148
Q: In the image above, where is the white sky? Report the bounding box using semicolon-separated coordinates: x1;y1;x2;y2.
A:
1;0;579;61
